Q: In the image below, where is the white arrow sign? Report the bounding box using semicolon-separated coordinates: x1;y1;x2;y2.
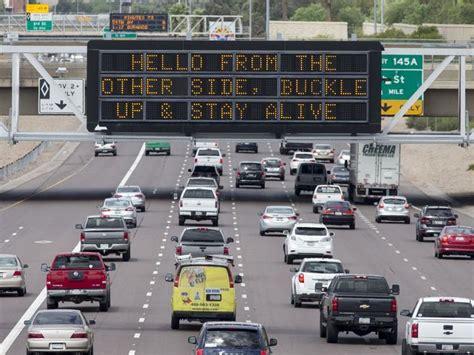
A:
38;78;85;114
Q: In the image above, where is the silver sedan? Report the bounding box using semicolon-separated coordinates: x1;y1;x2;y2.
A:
375;196;411;224
0;254;28;296
25;309;95;354
259;206;299;236
100;198;137;227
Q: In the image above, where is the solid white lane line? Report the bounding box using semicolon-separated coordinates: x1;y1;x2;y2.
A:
119;143;146;186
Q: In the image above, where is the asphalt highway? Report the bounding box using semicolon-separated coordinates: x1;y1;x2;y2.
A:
0;140;473;355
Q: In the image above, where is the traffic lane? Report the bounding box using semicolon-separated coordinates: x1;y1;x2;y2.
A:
5;142;190;354
1;142;145;350
355;202;474;298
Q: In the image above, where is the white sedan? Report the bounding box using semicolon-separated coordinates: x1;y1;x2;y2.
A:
283;223;334;264
290;258;348;307
289;152;316;175
337;149;350;165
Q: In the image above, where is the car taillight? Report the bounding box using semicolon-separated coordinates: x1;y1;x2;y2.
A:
262;214;272;219
343;209;353;215
332;297;339;312
391;298;397;313
322;209;333;215
298;273;304;283
404;203;410;209
46;273;52;287
114;194;122;198
71;331;88;338
288;216;297;220
101;208;111;212
126;207;134;211
80;232;85;242
111;145;116;148
441;236;449;243
220;158;223;164
330;174;336;179
196;350;204;355
236;171;241;177
420;217;430;224
173;273;180;287
28;332;44;339
223;246;229;255
378;203;384;208
260;351;269;355
13;270;22;277
100;272;107;288
135;194;143;198
123;231;129;241
411;323;418;338
229;272;234;289
176;246;182;255
314;194;318;200
447;218;456;225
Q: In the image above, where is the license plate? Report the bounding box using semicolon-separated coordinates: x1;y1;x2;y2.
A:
206;294;222;301
359;317;371;324
102;150;108;153
434;221;444;225
70;289;81;295
195;212;203;216
456;237;464;241
276;218;284;221
100;244;109;249
248;174;256;177
335;212;342;215
306;242;315;246
441;345;454;351
50;343;65;350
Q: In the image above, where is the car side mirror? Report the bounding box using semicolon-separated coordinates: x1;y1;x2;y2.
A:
414;213;420;218
170;236;178;242
344;269;350;274
391;284;400;295
234;275;243;284
283;162;286;165
24;320;31;325
40;263;50;272
400;309;412;317
315;282;323;292
329;232;335;237
188;168;192;172
454;214;459;218
269;338;278;347
23;264;29;268
296;213;300;216
75;224;83;229
226;237;234;243
373;201;378;206
290;267;298;272
188;336;197;345
88;319;96;325
222;153;226;157
283;230;290;235
106;263;116;272
327;171;331;174
165;273;174;282
352;207;357;211
219;185;223;190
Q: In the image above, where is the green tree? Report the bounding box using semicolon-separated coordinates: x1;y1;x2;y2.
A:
338;6;364;33
410;25;443;39
290;3;327;21
168;3;187;15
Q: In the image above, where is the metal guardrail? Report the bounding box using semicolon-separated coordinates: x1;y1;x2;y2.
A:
0;141;49;180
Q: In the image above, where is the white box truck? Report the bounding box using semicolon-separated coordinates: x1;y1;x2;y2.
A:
348;143;400;203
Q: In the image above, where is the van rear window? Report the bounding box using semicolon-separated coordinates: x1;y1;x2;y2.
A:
178;265;229;288
300;164;325;174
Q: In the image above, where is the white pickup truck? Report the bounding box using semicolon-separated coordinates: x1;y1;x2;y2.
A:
401;297;474;355
192;141;218;156
312;185;344;213
178;187;219;226
194;148;225;175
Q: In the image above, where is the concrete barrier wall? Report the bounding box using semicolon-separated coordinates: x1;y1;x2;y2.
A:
270;21;348;40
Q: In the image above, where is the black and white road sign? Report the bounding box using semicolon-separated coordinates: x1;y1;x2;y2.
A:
38;79;85;114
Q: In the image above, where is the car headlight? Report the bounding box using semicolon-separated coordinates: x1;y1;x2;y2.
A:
321;237;332;242
290;235;296;241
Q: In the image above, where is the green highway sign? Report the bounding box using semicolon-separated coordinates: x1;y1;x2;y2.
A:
381;54;423;116
103;31;137;39
26;12;53;31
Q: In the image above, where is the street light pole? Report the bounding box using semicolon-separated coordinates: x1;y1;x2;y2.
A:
265;0;269;40
373;0;377;35
381;0;384;31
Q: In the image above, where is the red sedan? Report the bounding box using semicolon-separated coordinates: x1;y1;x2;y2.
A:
434;226;474;259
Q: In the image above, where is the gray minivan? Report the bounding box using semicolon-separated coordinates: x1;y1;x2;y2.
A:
294;163;329;196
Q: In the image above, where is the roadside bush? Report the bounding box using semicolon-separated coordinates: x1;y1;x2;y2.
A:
468;164;474;172
410;26;443;40
428;117;458;132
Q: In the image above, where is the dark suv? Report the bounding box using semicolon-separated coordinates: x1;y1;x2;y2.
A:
414;206;458;242
188;321;277;354
235;162;265;188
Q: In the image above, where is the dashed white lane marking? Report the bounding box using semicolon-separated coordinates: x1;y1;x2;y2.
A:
430;286;437;291
134;333;141;339
412;266;417;271
138;318;145;323
146;292;152;297
11;232;17;236
18;226;23;230
403;258;408;262
244;306;250;311
421;276;427;281
240;283;246;287
395;250;400;254
156;261;161;265
128;351;136;355
4;239;9;243
153;271;158;275
242;294;247;299
143;304;149;309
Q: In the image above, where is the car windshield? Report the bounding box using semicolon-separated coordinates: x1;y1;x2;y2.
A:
324;201;351;210
183;189;215;199
181;229;224;243
266;207;294;215
334;278;390;294
426;208;454;217
117;187;140;193
52;255;102;270
204;329;261;348
316;186;341;194
0;256;18;267
188;179;216;188
241;163;262;171
263;160;280;167
86;217;124;229
383;198;406;205
445;226;474;234
303;262;343;273
295;227;327;236
105;199;132;208
198;149;220;156
295;153;313;159
33;312;83;326
332;166;348;173
316;145;332;150
417;301;473;318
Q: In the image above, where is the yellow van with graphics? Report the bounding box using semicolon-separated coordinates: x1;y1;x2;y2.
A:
165;256;242;329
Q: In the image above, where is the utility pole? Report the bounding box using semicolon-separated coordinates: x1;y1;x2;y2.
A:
373;0;377;35
249;0;252;40
265;0;269;40
381;0;384;31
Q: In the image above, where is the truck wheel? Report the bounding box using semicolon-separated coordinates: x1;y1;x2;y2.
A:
326;321;339;343
17;286;26;297
46;297;58;309
94;152;98;157
259;230;265;236
145;151;149;156
280;175;285;181
178;216;185;226
99;296;109;312
319;316;327;338
122;247;131;262
286;255;293;265
313;206;319;214
402;339;413;355
212;218;219;227
294;295;302;308
167;151;171;156
405;217;410;224
385;327;398;345
171;314;180;329
349;223;355;230
295;189;301;196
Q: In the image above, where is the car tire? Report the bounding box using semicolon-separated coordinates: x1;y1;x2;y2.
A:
259;231;265;236
218;169;223;176
99;296;109;312
145;151;149;156
375;217;381;223
122;247;131;262
261;183;265;189
283;248;288;263
290;293;294;305
167;151;171;156
17;287;26;297
437;251;443;259
113;152;117;156
171;314;180;329
385;328;398;345
349;223;355;230
326;321;339;343
141;206;146;212
212;218;219;227
26;350;34;355
401;339;413;355
87;346;94;355
236;183;240;188
280;175;285;181
319;315;327;338
178;216;185;226
313;206;319;214
94;152;98;157
416;231;424;242
46;297;58;309
295;189;301;196
286;255;293;265
294;295;302;308
405;217;410;224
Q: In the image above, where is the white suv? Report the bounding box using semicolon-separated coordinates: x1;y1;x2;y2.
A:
194;148;225;175
289;152;315;175
283;223;334;264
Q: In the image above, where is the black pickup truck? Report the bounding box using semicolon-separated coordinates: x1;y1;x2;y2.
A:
188;165;220;186
279;139;313;155
318;274;400;344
